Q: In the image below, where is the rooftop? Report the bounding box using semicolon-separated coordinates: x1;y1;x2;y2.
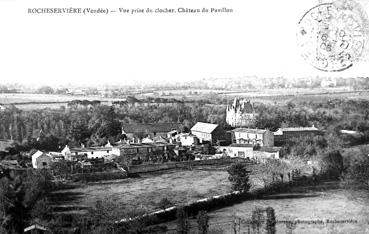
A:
191;122;219;133
31;150;49;159
114;143;175;149
70;147;113;152
276;126;319;133
121;123;182;134
229;143;254;148
257;146;281;153
232;128;268;134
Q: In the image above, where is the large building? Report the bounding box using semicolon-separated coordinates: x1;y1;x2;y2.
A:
273;126;322;145
61;142;176;165
232;128;274;147
113;142;176;164
226;98;256;127
190;122;226;145
121;123;182;140
61;145;120;161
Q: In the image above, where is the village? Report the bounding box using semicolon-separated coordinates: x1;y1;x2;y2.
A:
2;0;369;231
20;98;323;175
1;88;369;234
2;86;368;233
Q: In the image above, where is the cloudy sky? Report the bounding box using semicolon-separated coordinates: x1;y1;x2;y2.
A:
0;0;368;85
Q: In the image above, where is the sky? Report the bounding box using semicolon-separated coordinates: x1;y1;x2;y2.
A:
0;0;368;86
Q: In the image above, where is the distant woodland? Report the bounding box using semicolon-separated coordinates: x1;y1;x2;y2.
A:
0;98;369;154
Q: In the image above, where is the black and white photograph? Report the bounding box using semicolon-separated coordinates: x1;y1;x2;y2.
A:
1;0;369;233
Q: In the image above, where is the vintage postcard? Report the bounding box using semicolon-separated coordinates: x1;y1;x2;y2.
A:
0;0;369;233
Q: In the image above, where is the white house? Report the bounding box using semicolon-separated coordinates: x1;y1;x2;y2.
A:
176;133;199;146
31;150;53;169
217;144;254;159
254;147;281;162
190;122;226;144
61;145;120;160
232;128;274;147
217;144;281;162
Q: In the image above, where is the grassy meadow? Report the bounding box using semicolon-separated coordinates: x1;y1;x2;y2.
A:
53;168;232;213
162;182;369;234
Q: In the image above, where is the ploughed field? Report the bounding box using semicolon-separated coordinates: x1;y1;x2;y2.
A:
52;168;233;213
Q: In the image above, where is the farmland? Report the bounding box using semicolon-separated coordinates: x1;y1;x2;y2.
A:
0;93;123;110
0;93;82;104
2;88;369;110
53;168;232;213
162;182;369;234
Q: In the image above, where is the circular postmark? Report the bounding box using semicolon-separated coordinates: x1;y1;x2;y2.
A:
297;1;368;72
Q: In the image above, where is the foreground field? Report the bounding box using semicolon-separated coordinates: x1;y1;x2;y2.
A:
54;168;232;213
163;182;369;234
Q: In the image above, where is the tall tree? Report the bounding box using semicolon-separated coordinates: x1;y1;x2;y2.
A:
227;162;251;192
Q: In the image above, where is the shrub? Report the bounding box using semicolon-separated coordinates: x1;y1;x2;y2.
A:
176;207;190;234
265;207;276;234
157;198;174;210
342;158;369;189
227;162;252;192
197;210;209;234
319;150;344;179
251;208;265;234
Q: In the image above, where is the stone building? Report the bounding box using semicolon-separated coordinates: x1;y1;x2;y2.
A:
121;123;182;141
190;122;226;145
217;144;280;162
231;128;274;147
226;98;256;127
31;150;53;169
273;126;322;145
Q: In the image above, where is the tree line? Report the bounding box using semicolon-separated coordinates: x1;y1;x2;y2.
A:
1;98;369;157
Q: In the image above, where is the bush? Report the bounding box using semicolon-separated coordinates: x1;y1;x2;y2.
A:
227;162;251;192
342;158;369;189
197;210;209;234
319;150;343;179
265;207;276;234
157;198;174;210
176;207;190;234
251;208;265;234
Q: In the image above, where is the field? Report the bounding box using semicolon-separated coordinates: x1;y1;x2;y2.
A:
0;93;124;110
52;154;369;233
139;88;369;105
1;88;369;110
53;168;232;213
163;182;369;234
0;93;81;104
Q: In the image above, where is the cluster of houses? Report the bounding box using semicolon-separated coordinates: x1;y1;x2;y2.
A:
31;109;323;169
30;98;323;169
